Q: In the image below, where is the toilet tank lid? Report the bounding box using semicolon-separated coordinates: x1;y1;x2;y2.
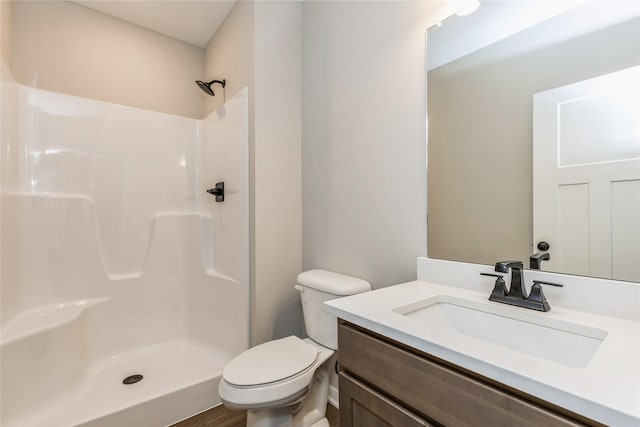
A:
297;269;371;295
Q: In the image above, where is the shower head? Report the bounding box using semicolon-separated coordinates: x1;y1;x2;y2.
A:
195;79;226;96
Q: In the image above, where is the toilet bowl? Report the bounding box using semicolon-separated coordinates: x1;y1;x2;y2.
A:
218;337;334;410
218;269;371;427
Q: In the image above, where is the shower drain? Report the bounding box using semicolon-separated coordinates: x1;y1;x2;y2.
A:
122;374;143;385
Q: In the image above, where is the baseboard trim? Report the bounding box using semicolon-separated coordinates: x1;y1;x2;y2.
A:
328;384;339;409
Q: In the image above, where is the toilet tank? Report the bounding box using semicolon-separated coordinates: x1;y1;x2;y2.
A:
295;269;371;350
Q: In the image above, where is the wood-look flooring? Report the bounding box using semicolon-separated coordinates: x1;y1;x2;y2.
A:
172;403;340;427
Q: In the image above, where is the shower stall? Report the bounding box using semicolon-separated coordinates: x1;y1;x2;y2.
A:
0;67;250;425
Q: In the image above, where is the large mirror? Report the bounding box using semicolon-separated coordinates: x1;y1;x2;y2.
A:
427;1;640;281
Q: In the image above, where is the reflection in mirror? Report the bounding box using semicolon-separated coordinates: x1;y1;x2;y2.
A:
533;66;640;281
426;1;640;281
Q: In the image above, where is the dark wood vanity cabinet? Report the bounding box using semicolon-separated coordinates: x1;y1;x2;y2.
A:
338;320;600;427
339;372;434;427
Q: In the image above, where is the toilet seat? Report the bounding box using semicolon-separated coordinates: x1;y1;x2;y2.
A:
223;336;319;387
219;338;334;410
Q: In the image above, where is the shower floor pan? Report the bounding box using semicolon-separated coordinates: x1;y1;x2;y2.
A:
7;340;231;427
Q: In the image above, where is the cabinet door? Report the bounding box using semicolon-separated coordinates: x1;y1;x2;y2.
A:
339;321;592;427
339;372;433;427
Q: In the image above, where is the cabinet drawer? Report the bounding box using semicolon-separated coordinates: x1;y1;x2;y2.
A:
340;372;434;427
339;321;588;427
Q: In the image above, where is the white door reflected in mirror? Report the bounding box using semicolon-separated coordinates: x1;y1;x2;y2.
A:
533;65;640;281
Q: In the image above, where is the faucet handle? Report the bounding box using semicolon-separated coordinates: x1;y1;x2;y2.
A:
480;273;508;298
527;282;551;311
532;280;564;287
480;273;502;278
527;281;562;312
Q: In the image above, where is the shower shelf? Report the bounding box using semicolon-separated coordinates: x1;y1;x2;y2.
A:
1;297;108;345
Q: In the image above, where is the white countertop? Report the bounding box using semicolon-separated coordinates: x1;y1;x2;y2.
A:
325;280;640;426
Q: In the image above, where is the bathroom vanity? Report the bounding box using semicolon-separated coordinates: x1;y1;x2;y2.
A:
325;258;640;427
338;320;595;426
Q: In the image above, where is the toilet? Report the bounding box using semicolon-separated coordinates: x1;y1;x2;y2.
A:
218;269;371;427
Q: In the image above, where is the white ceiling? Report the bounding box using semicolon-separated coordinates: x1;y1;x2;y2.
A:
71;0;236;48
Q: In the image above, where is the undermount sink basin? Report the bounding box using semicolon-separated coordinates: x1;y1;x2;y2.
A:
393;295;607;368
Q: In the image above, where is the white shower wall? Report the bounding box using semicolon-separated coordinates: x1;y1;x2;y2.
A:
0;82;249;426
9;85;198;276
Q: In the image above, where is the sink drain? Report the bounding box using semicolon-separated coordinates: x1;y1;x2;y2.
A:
122;374;143;385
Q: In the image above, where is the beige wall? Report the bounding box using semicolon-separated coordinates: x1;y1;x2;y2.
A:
301;1;430;289
204;1;302;345
427;18;640;266
13;1;204;119
203;1;253;118
1;0;12;73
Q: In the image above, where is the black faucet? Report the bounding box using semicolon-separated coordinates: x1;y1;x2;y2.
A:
494;261;526;299
530;242;551;269
530;251;550;269
480;261;563;312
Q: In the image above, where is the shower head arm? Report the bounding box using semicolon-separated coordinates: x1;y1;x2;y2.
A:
208;79;226;88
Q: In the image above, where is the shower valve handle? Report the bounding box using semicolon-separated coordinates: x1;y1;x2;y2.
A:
206;182;224;202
